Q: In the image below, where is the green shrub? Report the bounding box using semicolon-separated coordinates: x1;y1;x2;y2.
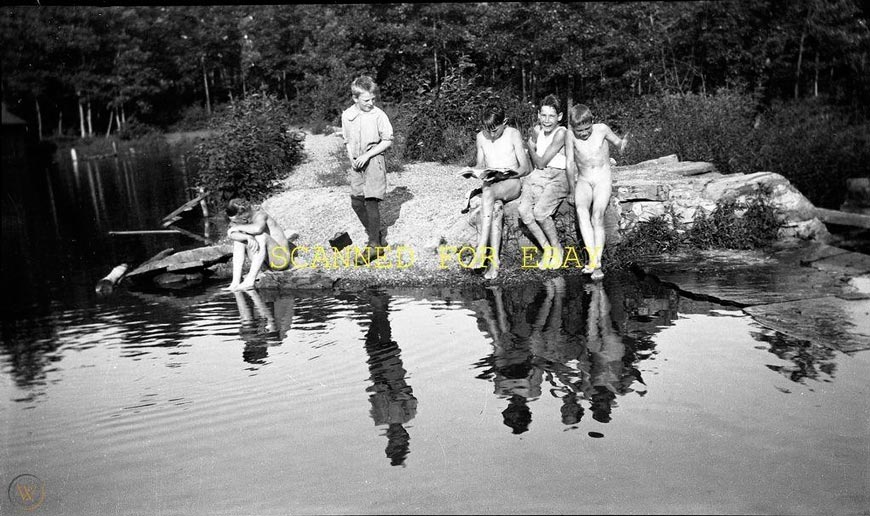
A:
686;188;781;249
402;57;538;165
604;215;682;270
191;92;305;206
593;89;760;173
118;116;160;141
749;99;870;208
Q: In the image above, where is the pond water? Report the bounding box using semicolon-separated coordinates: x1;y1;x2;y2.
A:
2;146;868;515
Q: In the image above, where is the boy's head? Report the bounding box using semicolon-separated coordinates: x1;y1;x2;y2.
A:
351;75;378;113
480;104;508;141
226;198;252;224
568;104;594;140
538;94;563;132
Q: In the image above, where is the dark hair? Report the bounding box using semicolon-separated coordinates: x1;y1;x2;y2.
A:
480;104;507;128
540;94;562;114
226;198;251;217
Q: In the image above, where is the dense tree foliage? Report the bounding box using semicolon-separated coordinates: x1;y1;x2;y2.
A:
2;2;868;135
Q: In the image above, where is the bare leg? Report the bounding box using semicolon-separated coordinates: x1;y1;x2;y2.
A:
589;180;612;279
483;201;504;280
574;181;595;274
238;234;268;290
470;187;496;269
539;217;563;269
224;240;247;290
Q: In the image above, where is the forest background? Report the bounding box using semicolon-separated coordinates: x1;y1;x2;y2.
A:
2;2;868;209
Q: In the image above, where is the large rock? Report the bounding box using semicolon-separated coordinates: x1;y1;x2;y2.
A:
437;157;830;256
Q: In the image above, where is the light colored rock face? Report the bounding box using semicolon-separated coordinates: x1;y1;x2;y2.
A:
438;156;829;254
610;159;830;242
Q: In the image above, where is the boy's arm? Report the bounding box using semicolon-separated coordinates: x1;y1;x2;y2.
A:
533;126;567;170
227;212;268;236
565;130;576;204
474;133;486;169
526;126;539;167
603;125;628;154
511;129;532;177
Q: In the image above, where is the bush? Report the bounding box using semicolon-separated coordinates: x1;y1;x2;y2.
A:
749;99;870;208
604;189;781;270
686;188;781;249
592;89;760;172
402;57;536;165
191;92;305;206
118;116;160;141
169;103;222;132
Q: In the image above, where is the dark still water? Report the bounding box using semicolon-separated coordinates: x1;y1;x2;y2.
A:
2;148;869;515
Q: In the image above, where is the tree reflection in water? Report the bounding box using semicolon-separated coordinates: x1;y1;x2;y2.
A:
471;276;648;433
360;289;417;466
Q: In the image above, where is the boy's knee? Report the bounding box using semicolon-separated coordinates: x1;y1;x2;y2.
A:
518;204;535;225
591;210;606;224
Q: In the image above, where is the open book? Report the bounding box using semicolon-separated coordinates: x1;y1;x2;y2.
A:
459;167;519;182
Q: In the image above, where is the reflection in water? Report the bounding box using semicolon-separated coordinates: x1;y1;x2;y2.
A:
233;289;294;364
472;277;649;433
360;290;417;466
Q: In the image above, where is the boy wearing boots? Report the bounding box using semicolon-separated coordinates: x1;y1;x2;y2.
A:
340;75;394;264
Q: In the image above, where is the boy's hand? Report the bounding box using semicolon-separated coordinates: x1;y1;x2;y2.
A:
352;154;370;170
619;133;630;153
247;237;259;254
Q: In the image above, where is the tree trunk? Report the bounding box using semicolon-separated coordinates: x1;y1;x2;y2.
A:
282;70;288;100
116;111;122;132
434;48;439;85
813;52;819;97
35;97;43;140
86;100;93;137
202;56;212;115
521;65;527;102
77;96;86;138
106;106;114;137
795;28;807;99
57;109;63;136
121;105;127;126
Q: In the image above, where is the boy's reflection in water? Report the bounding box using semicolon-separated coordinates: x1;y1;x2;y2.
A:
360;289;417;466
473;276;644;432
472;284;543;434
232;289;294;364
585;281;627;423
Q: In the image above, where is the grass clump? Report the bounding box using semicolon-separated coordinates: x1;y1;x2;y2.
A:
605;189;782;270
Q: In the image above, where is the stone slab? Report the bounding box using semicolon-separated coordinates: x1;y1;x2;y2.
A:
638;250;853;307
744;296;870;353
256;268;338;290
127;244;233;279
810;251;870;275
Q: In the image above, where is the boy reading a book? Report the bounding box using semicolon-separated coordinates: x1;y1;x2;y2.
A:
467;104;532;280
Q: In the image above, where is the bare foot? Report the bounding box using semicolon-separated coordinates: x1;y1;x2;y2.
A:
224;282;241;291
549;248;563;270
590;268;604;281
483;257;499;280
237;279;256;290
581;265;595;275
537;247;552;270
468;249;487;270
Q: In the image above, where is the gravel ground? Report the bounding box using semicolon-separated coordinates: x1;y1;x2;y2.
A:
259;131;567;287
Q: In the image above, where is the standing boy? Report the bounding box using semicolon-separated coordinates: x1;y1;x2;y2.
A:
565;104;628;280
519;94;569;270
341;75;394;260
